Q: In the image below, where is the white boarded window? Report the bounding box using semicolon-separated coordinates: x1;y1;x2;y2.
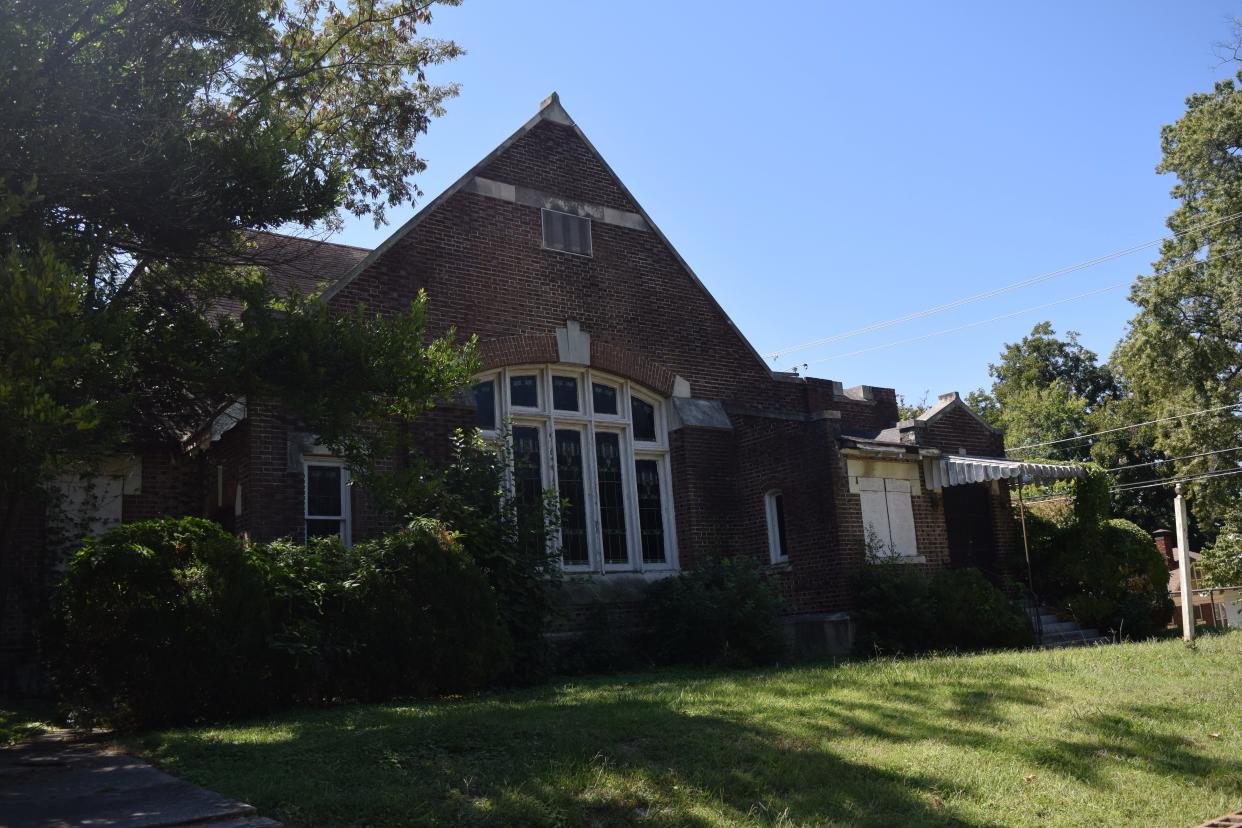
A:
859;477;918;559
542;209;592;256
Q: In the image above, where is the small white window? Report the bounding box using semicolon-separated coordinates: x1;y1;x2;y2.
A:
542;209;592;257
766;490;789;563
859;477;918;559
305;460;351;546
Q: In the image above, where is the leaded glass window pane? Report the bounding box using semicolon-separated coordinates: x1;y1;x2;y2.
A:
555;429;589;565
510;374;539;408
632;397;656;442
594;432;628;564
552;376;580;411
306;465;342;517
512;426;544;513
592;382;618;415
636;459;665;564
473;380;496;429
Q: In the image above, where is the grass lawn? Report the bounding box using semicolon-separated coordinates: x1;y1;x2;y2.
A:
133;632;1242;827
0;698;57;746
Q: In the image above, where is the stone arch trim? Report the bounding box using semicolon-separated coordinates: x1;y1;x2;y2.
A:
590;341;677;396
478;334;559;369
477;335;677;397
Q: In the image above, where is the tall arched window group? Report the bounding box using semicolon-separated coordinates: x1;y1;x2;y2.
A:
473;365;677;573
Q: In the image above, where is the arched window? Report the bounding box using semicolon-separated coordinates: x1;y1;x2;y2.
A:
471;365;677;573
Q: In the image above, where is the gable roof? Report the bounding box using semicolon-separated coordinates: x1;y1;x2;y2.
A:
212;232;371;317
319;92;774;376
916;391;1002;434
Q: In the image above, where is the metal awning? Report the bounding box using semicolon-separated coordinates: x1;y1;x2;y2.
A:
930;454;1085;488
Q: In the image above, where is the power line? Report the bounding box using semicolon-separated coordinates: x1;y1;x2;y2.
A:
792;244;1242;371
1112;466;1242;492
1007;401;1242;454
1022;466;1242;504
766;210;1242;360
797;281;1127;367
1102;445;1242;474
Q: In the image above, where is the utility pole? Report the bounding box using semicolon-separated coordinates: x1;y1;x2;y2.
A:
1174;483;1194;643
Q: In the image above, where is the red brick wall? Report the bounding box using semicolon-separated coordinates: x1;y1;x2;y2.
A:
923;405;1005;456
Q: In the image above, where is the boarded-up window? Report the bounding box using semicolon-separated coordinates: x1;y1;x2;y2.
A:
859;477;918;559
542;209;592;256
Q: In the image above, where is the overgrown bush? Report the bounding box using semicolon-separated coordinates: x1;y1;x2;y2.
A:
853;565;1034;655
1056;519;1172;638
1024;469;1173;640
49;517;510;728
47;518;277;728
310;519;510;700
643;556;785;667
374;429;562;684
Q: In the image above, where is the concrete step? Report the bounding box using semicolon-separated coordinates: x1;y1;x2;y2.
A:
1040;620;1081;635
1042;629;1105;645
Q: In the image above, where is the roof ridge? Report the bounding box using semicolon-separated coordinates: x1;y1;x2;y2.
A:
248;229;372;254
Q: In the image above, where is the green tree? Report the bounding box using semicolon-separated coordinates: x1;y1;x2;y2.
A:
970;323;1169;530
0;0;472;544
970;323;1117;462
1197;509;1242;588
1112;56;1242;535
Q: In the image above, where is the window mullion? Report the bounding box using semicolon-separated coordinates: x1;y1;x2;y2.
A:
584;424;603;574
621;424;642;572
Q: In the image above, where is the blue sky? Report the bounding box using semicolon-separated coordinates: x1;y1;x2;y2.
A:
331;1;1240;403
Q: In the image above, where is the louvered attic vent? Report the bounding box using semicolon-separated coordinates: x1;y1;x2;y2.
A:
541;208;592;257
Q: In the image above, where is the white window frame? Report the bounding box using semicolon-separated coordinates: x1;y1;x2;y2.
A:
303;458;351;546
765;490;789;564
471;364;677;574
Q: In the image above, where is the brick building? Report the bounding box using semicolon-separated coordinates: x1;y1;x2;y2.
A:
1;95;1033;683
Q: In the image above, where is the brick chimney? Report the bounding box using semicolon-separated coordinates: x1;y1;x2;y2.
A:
1153;529;1176;570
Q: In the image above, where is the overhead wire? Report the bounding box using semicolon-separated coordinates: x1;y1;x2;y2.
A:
792;243;1242;371
1101;445;1242;473
1006;401;1242;454
1019;466;1242;504
796;282;1127;367
765;209;1242;361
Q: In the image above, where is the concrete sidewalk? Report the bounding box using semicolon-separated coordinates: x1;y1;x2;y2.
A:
0;731;279;828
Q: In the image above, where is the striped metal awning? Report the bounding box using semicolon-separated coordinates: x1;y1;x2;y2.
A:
929;454;1085;488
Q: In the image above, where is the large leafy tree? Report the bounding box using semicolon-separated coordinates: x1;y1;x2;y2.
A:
968;322;1118;462
0;0;473;546
969;323;1170;530
1112;59;1242;535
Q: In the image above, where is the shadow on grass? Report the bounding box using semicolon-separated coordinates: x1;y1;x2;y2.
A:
141;670;1068;828
1017;701;1242;787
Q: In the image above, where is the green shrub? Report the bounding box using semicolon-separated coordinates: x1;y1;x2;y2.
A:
644;556;785;667
49;517;511;728
376;429;563;684
854;565;1034;655
1026;508;1172;639
47;518;276;728
314;519;511;699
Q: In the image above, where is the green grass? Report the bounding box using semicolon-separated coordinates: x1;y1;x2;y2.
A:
0;698;57;746
134;633;1242;827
